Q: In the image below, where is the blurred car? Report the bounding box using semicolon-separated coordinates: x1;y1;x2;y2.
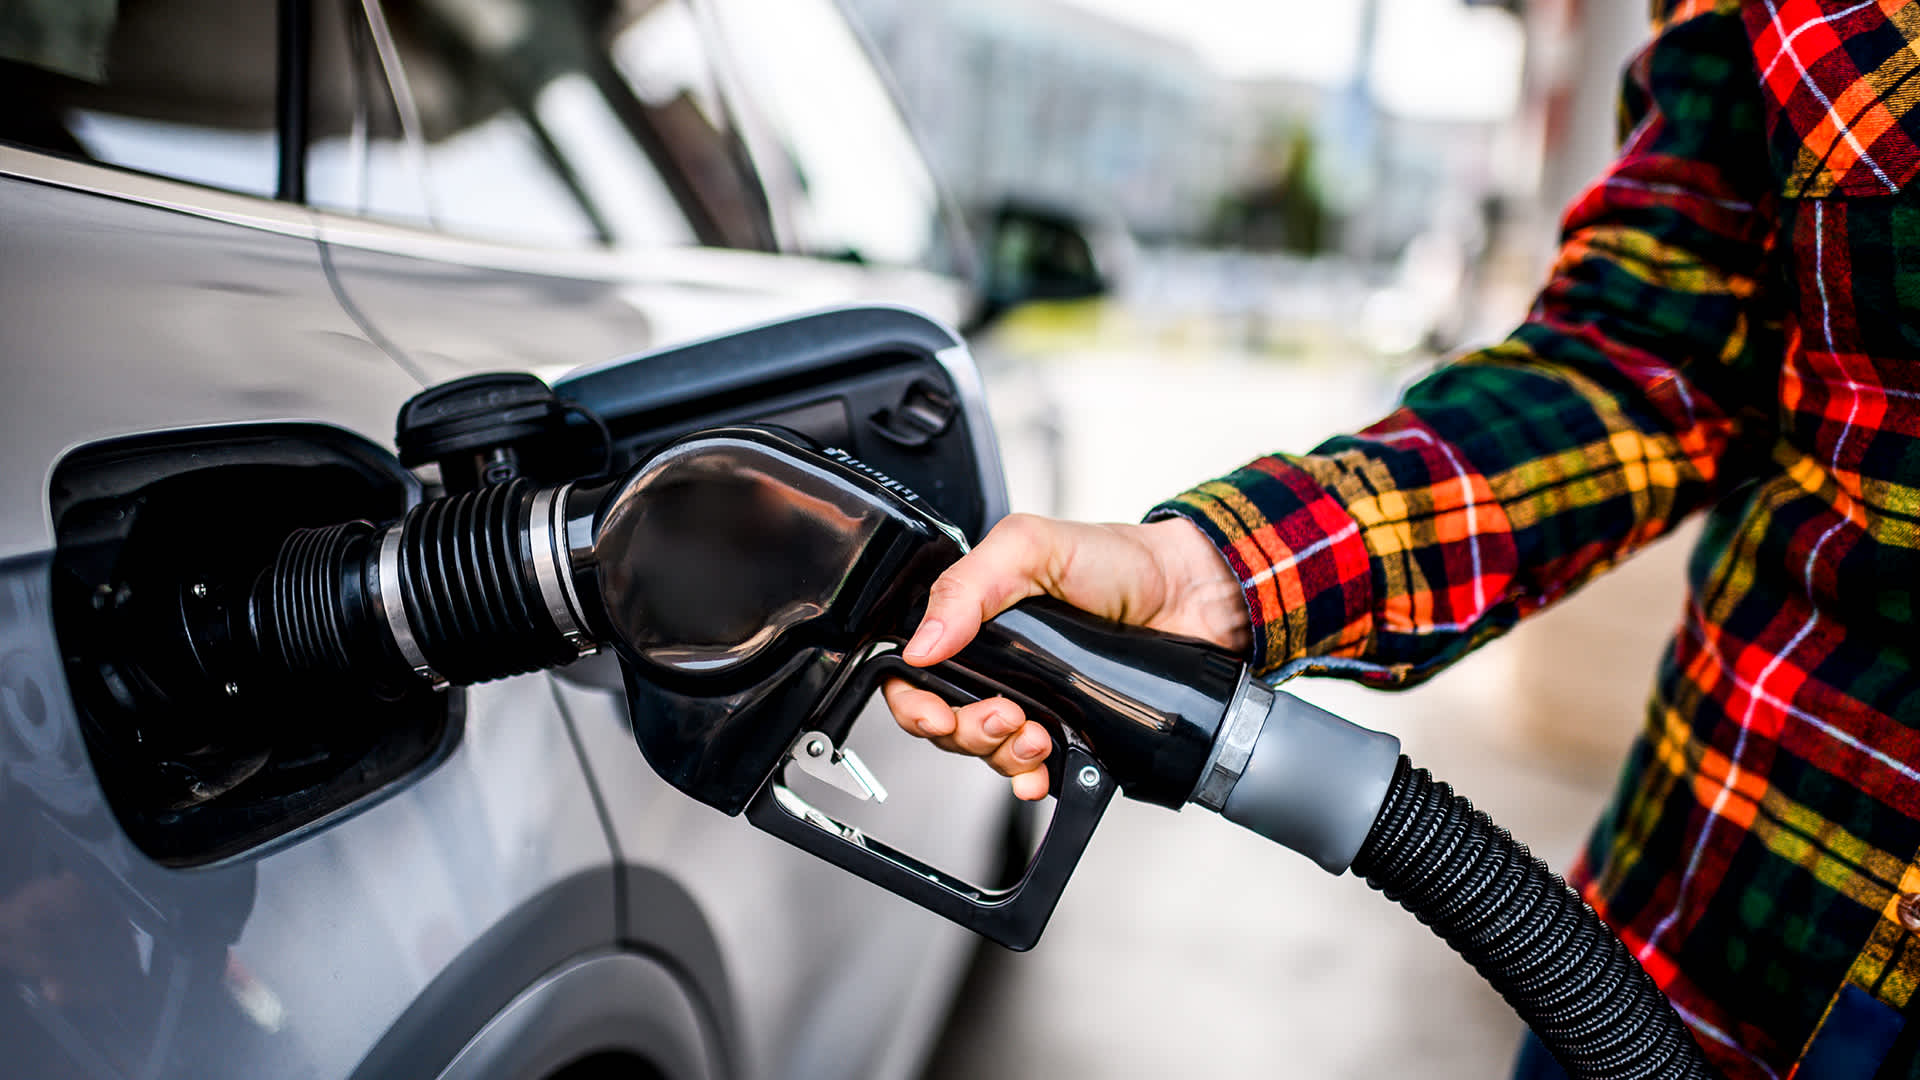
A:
0;1;1090;1077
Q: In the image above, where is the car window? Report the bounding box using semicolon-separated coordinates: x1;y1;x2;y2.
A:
308;0;769;253
0;0;279;198
706;0;955;273
600;0;774;251
307;0;614;248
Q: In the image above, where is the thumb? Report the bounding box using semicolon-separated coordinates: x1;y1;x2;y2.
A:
901;514;1055;666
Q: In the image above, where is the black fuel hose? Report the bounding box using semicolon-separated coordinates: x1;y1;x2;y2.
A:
1350;756;1713;1080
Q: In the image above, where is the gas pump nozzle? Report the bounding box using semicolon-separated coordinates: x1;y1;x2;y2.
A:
236;421;1398;949
534;425;1401;950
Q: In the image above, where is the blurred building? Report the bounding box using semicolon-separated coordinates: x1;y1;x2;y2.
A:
841;0;1251;241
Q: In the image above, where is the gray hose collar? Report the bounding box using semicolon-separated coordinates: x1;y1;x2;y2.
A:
1214;687;1402;875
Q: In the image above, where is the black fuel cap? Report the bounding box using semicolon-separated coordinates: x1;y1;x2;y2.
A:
396;373;574;493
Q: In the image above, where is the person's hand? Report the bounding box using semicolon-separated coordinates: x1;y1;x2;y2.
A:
883;514;1249;801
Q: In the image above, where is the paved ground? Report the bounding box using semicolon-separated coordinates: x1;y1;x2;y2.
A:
920;346;1652;1079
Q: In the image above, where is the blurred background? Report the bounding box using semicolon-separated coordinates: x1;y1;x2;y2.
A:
0;0;1697;1075
829;1;1695;1077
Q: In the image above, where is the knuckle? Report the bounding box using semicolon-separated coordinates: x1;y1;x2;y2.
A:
926;575;973;606
952;725;995;756
988;741;1027;773
992;514;1047;560
999;512;1046;539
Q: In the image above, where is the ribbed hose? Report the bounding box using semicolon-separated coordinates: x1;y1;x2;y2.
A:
392;479;578;685
1350;756;1714;1080
263;521;376;676
250;480;583;688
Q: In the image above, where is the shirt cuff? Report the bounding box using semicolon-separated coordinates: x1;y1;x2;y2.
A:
1148;455;1374;675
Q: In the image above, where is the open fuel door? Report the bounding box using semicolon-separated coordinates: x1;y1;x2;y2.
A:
553;306;1009;543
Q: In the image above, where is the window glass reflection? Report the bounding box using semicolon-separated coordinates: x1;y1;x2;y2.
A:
604;0;771;250
315;0;605;247
308;0;423;223
708;0;950;271
309;0;762;252
533;71;694;247
0;0;278;198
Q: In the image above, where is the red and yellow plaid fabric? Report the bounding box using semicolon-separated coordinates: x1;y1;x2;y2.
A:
1156;2;1920;1076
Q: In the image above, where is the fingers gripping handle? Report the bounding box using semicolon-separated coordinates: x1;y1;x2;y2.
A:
861;651;1077;797
951;597;1243;809
745;642;1120;951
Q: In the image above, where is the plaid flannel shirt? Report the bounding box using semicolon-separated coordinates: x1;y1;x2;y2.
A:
1155;2;1920;1076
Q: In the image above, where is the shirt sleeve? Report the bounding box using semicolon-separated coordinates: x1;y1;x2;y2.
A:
1151;1;1783;685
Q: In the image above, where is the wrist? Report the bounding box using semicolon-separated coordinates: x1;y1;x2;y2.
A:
1140;517;1252;654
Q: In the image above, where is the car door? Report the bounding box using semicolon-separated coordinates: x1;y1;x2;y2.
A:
300;3;1018;1077
0;5;678;1077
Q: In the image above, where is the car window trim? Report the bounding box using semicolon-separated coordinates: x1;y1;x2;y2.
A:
0;141;939;306
0;136;708;277
0;145;321;240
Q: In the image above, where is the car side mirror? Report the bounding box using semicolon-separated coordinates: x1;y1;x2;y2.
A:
976;200;1115;326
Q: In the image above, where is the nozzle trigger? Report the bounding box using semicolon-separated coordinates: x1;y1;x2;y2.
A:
787;730;888;802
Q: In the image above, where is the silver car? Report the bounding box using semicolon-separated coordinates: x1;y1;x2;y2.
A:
0;1;1090;1077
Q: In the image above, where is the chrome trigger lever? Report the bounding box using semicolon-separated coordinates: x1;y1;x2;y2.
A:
786;730;888;802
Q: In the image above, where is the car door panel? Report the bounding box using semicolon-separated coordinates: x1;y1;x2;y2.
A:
218;675;616;1079
555;680;1004;1080
0;159;422;560
314;214;970;388
429;951;719;1080
313;228;665;386
3;562;619;1079
1;164;622;1079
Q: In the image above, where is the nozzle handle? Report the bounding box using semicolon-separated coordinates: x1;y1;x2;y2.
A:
753;647;1119;950
948;597;1245;809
